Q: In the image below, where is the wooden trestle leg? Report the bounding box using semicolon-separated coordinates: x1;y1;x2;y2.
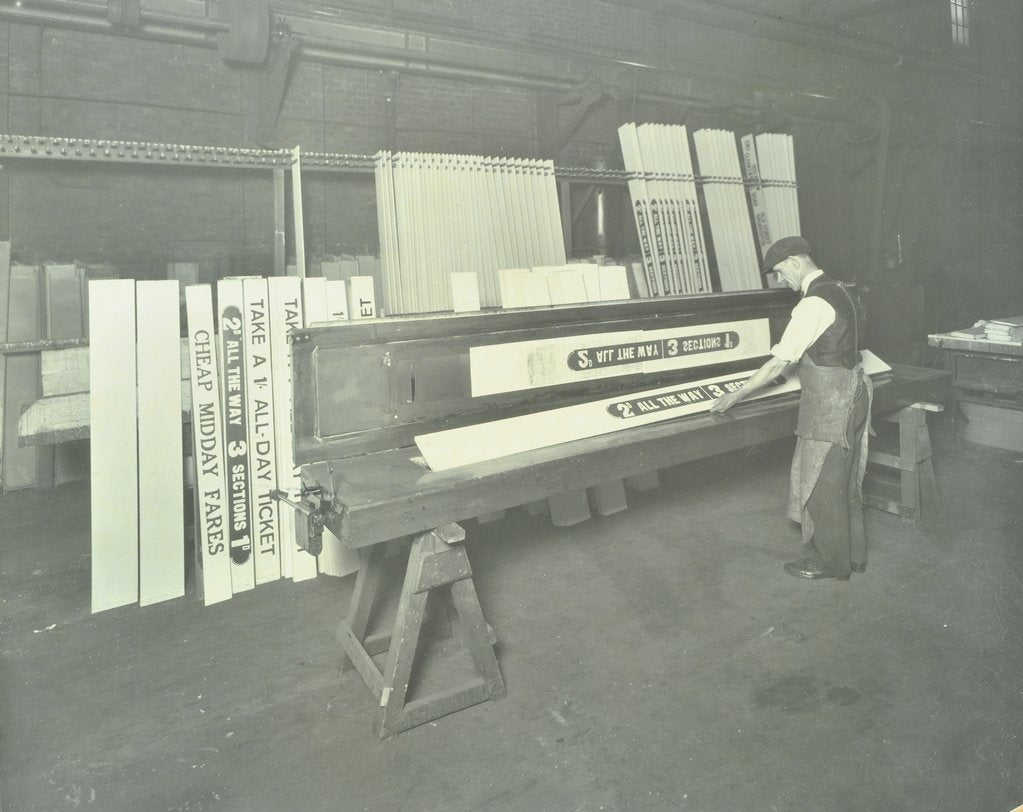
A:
335;524;505;738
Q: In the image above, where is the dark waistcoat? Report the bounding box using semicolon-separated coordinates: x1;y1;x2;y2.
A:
796;274;864;446
803;275;859;369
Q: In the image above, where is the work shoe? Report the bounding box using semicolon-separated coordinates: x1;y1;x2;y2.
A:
783;557;850;581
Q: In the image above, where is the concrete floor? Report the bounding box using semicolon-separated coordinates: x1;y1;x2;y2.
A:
1;435;1021;811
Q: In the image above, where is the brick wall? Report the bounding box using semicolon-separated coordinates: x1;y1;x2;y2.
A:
0;2;1019;343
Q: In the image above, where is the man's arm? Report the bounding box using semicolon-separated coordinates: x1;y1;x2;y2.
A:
709;354;791;413
710;293;835;414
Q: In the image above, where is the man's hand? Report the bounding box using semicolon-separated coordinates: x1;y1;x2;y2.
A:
710;389;744;414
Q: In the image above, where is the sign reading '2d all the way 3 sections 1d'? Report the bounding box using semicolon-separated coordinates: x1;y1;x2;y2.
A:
470;318;770;397
218;279;254;593
417;351;891;471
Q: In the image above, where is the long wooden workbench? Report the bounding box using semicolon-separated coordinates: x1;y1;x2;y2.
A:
284;291;949;737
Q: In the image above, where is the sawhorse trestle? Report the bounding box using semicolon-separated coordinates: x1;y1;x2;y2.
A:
865;402;943;523
336;523;506;738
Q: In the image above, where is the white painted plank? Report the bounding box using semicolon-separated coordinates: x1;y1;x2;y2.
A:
185;285;233;605
89;279;139;613
216;279;255;593
544;269;588;305
302;276;328;324
137;281;185;607
267;277;301;580
284;276;323;576
419;351;891;471
450;273;481;313
291;146;307;278
500;270;550;309
243;278;281;585
597;265;631;301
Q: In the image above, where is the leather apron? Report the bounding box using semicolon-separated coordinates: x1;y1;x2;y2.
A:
786;355;873;542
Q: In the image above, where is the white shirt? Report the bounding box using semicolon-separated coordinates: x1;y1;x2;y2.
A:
769;270;836;363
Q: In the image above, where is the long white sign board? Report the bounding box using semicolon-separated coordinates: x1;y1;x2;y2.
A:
469;318;771;397
416;351;889;471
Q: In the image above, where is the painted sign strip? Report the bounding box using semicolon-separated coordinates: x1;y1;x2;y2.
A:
325;280;350;321
417;351;890;472
89;279;139;613
348;275;376;320
469;318;771;397
279;279;318;582
267;277;300;579
185;285;233;605
137;281;185;607
217;279;255;593
741;134;772;256
243;278;281;585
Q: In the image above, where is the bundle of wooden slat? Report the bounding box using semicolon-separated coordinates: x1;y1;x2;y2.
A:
753;133;801;242
375;151;566;313
692;128;762;291
618;123;711;297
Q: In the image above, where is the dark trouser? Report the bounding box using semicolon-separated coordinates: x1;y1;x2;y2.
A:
806;382;870;576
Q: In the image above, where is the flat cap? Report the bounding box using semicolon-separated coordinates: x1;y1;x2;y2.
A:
761;235;812;273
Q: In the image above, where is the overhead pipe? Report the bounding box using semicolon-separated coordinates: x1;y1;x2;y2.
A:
0;2;1004;133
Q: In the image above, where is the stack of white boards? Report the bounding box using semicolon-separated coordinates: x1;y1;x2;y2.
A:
619;124;803;294
89;275;376;613
691;128;762;292
617;123;712;297
739;133;801;256
494;264;631;309
375;151;567;314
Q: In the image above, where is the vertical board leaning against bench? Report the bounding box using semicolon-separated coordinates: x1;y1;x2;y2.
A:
136;281;185;607
217;279;255;593
185;285;233;605
302;277;358;578
243;278;281;585
269;277;317;581
89;279;139;613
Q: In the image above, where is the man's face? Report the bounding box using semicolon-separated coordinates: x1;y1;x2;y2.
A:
772;256;799;290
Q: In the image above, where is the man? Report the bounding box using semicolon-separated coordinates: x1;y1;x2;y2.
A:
709;236;871;581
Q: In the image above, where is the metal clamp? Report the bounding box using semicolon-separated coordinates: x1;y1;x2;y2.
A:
270;487;325;556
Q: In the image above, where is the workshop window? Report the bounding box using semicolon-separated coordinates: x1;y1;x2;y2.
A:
950;0;971;47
